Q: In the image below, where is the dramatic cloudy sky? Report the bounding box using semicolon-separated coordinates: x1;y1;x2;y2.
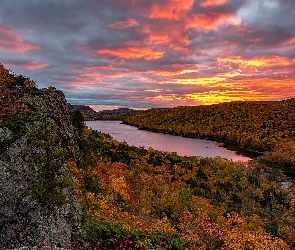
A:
1;0;295;109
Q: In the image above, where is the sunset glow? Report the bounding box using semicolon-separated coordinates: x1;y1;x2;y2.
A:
97;47;164;61
0;0;294;108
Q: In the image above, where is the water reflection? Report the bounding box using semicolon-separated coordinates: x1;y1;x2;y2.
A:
86;120;258;162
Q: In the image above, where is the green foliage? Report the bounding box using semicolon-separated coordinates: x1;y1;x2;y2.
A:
148;151;164;166
29;117;71;205
71;109;85;132
265;221;281;237
84;173;103;194
0;111;41;137
177;188;191;204
76;130;99;169
196;167;209;180
0;138;14;154
0;111;42;153
82;221;161;250
211;189;223;207
111;148;132;164
169;232;192;249
114;193;131;212
83;221;130;249
186;177;198;188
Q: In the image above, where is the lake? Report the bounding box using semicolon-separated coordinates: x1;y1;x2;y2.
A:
86;120;259;162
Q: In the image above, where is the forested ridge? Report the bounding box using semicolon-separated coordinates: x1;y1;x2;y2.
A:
2;63;295;249
123;101;295;172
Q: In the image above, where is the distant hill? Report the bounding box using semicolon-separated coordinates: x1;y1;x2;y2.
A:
73;105;141;120
95;107;141;120
72;104;97;120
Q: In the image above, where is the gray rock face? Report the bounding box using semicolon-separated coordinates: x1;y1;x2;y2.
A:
0;88;83;249
0;127;13;141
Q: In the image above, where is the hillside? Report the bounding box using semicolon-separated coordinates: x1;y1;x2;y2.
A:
72;130;295;249
1;63;295;249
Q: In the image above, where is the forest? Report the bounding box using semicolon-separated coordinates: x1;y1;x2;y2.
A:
71;129;295;249
1;63;295;249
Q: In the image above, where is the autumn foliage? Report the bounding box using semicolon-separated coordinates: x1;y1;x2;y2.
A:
68;128;295;249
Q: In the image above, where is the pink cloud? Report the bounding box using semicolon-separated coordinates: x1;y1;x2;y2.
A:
186;13;240;29
4;61;49;70
108;18;139;29
0;26;40;52
200;0;229;7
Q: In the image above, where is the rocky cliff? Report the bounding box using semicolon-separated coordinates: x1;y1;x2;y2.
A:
0;84;84;248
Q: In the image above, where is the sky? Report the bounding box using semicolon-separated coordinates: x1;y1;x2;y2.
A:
1;0;295;110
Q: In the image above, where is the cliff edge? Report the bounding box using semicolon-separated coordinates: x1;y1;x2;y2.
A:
0;64;84;248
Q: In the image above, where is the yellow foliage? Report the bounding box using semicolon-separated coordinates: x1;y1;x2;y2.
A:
224;229;289;250
110;175;131;201
246;214;265;231
156;216;176;233
226;212;247;229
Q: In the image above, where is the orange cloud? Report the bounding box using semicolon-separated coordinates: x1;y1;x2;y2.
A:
217;56;293;68
101;65;197;79
108;18;139;29
142;24;170;44
0;26;40;52
4;61;48;70
97;47;164;60
200;0;229;7
141;23;190;52
148;0;194;19
81;65;115;71
232;79;295;94
186;13;240;29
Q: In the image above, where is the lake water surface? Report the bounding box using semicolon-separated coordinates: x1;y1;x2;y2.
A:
86;120;258;162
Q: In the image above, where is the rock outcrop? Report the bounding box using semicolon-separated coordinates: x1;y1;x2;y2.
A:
0;87;84;248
